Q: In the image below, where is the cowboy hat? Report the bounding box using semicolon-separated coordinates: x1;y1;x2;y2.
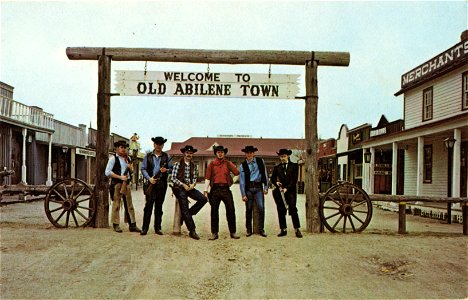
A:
180;145;198;153
113;140;129;148
241;145;258;153
151;136;167;144
276;148;292;156
213;145;228;155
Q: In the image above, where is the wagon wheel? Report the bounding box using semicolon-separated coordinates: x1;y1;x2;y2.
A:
319;181;372;233
44;178;96;228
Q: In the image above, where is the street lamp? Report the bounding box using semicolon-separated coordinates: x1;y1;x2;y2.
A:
444;137;456;149
364;149;372;164
444;137;456;224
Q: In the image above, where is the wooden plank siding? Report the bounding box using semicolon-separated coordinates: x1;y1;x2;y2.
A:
404;133;456;197
403;148;418;195
36;120;86;147
405;66;468;130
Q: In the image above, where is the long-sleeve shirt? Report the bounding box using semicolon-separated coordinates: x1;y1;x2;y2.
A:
205;158;239;184
105;154;129;177
239;158;268;197
171;161;198;187
141;153;172;180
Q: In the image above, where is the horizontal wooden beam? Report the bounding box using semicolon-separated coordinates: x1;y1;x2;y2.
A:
320;193;468;203
66;47;350;67
367;194;468;203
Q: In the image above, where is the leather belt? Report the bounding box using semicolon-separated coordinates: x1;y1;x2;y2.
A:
212;183;229;188
249;181;263;188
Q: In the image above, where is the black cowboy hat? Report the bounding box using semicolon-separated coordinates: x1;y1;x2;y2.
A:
276;148;292;156
213;145;228;155
113;140;129;148
241;145;258;153
151;136;167;144
180;145;198;153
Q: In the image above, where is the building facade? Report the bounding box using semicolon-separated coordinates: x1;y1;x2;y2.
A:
0;81;135;186
362;32;468;206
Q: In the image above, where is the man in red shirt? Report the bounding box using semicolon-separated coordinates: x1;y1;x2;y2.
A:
204;145;241;240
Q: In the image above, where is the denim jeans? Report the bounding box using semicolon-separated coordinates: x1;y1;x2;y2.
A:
142;182;167;232
173;187;207;232
245;187;265;232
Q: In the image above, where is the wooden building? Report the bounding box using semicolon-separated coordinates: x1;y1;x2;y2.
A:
335;123;372;189
0;81;134;186
362;31;468;208
317;138;336;192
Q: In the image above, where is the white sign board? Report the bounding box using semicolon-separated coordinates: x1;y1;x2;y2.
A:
115;70;300;99
76;147;96;157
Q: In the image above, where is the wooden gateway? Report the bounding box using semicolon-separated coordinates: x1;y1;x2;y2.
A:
66;47;350;232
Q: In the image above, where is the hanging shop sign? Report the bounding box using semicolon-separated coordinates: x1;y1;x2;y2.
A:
76;147;96;157
115;70;300;99
401;39;468;88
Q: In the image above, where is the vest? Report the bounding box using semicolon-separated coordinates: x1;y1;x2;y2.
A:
176;158;194;184
111;154;131;185
146;152;169;181
242;157;267;192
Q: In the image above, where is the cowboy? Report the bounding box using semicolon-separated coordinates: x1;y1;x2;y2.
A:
171;145;207;240
105;140;141;233
204;145;241;240
270;149;302;238
239;145;269;237
140;136;172;236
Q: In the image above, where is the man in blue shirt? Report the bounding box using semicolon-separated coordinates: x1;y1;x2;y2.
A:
140;136;172;236
239;145;269;237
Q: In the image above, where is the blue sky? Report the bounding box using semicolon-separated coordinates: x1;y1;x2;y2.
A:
1;1;466;151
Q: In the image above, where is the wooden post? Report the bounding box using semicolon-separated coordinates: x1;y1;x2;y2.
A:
463;202;467;236
172;198;182;234
253;200;260;234
94;52;111;228
398;202;407;234
304;60;321;233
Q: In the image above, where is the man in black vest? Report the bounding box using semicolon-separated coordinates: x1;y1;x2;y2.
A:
270;149;302;238
140;136;172;236
239;145;269;237
105;140;141;233
171;145;207;240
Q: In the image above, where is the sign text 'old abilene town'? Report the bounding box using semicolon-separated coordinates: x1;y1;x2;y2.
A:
115;70;300;99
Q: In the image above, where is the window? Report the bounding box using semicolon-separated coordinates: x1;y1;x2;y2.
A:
423;87;433;121
355;163;363;179
463;72;468;110
423;145;432;183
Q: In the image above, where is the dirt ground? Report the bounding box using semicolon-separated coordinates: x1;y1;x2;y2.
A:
1;184;467;299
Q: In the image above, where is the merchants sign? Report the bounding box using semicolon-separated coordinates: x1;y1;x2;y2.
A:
115;70;300;99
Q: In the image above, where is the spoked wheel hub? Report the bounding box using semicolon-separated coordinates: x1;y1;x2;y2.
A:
340;203;353;215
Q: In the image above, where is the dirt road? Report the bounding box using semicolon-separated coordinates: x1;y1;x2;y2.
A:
1;184;467;299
